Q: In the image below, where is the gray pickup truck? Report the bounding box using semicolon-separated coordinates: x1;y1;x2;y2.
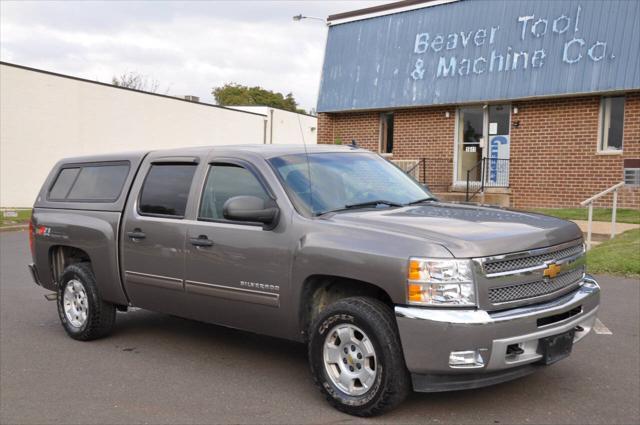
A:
28;145;600;416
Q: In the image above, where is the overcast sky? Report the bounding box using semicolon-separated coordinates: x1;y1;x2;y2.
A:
0;0;391;112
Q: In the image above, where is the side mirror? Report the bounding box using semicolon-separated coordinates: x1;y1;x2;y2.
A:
223;196;279;228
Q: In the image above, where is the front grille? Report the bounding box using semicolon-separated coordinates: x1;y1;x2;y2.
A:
488;267;584;304
483;243;583;275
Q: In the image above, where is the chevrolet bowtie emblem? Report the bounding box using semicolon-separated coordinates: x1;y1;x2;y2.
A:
543;263;562;279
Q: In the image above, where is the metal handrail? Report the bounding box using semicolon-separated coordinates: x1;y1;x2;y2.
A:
465;158;510;202
580;181;625;250
465;159;484;202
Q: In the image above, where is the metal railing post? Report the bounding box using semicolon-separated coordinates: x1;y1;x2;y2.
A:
466;169;470;202
580;181;625;249
611;189;618;239
587;203;593;251
481;158;485;193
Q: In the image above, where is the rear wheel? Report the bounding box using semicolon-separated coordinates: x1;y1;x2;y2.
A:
308;297;410;417
57;263;116;341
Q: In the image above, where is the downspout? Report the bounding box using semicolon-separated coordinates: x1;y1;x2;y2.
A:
263;118;268;144
269;108;274;144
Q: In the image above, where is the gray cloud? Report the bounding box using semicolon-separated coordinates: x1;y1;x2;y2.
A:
1;0;390;110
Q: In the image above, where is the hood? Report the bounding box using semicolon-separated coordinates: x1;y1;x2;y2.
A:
327;202;583;258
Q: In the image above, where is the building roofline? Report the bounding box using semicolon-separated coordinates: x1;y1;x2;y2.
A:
317;88;640;114
0;61;268;118
327;0;447;24
228;104;318;118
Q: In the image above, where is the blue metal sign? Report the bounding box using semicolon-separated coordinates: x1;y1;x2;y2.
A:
317;0;640;112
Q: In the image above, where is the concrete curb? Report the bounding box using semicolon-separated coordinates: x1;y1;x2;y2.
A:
0;224;28;233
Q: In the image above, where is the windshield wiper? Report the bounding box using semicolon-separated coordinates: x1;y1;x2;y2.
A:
314;200;404;217
345;200;404;209
405;197;436;206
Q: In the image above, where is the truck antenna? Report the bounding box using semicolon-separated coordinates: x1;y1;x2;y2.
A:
296;112;313;212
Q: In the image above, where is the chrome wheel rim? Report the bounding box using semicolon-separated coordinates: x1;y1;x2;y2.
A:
63;279;89;328
323;324;377;396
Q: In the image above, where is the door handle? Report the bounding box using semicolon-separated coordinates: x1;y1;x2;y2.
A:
190;235;214;247
127;229;146;240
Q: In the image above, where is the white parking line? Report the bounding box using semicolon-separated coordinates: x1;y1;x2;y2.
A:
593;318;612;335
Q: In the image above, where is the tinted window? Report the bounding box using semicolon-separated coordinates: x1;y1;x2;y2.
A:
200;164;269;220
139;164;196;217
67;164;130;201
49;168;80;199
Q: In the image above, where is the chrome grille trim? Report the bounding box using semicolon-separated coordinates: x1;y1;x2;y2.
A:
475;239;586;310
482;240;584;276
488;267;585;304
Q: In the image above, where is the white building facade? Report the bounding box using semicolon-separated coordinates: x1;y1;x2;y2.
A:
0;62;316;207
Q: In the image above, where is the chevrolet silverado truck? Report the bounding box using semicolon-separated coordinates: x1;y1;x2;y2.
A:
28;145;600;416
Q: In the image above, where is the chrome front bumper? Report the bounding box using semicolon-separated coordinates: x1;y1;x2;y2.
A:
395;275;600;391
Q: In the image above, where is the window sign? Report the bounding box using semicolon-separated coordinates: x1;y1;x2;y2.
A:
488;136;510;185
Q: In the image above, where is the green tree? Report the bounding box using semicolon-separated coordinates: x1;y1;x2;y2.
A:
212;83;305;114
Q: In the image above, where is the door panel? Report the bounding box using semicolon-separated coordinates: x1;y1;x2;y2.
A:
121;162;198;312
457;107;484;182
183;162;293;338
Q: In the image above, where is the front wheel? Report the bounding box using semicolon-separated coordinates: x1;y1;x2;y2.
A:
57;262;116;341
308;297;410;417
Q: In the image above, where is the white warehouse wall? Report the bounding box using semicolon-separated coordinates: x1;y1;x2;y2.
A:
0;63;268;207
230;106;317;145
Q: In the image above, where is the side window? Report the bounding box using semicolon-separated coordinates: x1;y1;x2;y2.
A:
139;164;197;217
199;163;270;221
48;163;129;201
67;164;130;200
599;96;625;152
49;168;80;199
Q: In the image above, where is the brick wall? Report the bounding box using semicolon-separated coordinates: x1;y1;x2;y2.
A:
317;91;640;209
318;107;456;191
510;93;639;209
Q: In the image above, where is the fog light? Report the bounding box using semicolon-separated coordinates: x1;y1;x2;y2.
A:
449;350;484;368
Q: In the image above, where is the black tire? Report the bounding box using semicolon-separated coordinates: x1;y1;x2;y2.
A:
57;262;116;341
308;297;411;417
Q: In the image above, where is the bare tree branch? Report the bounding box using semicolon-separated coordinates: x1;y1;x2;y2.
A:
112;71;165;93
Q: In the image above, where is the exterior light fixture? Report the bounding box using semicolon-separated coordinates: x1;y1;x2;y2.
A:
292;14;326;23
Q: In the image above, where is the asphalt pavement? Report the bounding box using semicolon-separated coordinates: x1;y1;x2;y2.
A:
1;229;639;424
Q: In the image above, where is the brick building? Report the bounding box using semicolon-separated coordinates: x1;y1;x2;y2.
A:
316;0;640;209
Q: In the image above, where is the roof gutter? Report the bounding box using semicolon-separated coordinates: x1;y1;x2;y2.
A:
328;0;459;26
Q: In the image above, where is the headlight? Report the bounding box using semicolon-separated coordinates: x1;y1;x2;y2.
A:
407;258;476;306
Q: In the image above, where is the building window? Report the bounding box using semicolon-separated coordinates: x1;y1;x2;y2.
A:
599;96;625;152
380;112;394;154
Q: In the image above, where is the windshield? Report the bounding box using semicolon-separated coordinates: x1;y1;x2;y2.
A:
269;152;434;216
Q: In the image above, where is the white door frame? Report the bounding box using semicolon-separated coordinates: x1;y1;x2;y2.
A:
452;104;511;188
